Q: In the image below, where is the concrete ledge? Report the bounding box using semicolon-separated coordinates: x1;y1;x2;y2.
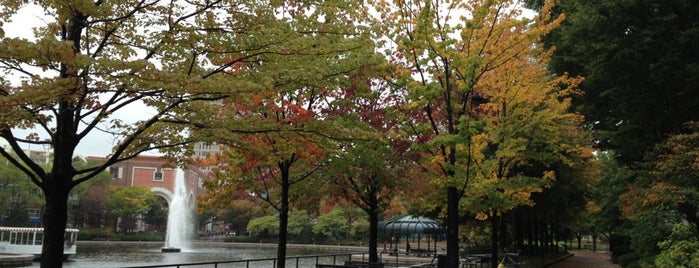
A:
0;254;34;267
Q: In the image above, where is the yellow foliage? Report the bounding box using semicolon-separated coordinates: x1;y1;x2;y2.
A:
586;201;602;214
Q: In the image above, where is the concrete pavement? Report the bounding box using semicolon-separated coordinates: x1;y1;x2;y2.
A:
547;250;620;268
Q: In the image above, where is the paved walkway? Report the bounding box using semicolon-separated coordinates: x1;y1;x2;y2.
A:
548;250;620;268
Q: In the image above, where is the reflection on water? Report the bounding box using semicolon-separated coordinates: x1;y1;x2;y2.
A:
34;242;346;268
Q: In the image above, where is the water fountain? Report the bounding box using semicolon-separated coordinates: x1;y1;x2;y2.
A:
162;168;191;253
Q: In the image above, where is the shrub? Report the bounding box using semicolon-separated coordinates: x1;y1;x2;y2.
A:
77;227;112;240
225;235;260;243
114;231;164;241
615;253;639;267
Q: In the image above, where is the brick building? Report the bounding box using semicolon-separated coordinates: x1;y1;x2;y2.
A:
87;155;212;231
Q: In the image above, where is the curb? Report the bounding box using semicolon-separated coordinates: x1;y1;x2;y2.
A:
0;254;34;267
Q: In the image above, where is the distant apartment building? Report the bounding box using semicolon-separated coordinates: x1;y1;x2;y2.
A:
0;139;54;165
192;142;223;171
0;139;80;226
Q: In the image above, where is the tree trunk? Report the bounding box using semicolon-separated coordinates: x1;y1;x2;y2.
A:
526;215;533;254
513;209;522;251
41;182;70;268
277;162;291;268
576;234;582;250
368;195;379;263
490;214;499;268
446;186;460;268
592;232;597;252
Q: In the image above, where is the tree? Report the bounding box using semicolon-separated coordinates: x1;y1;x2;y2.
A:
202;124;335;268
320;74;411;263
68;159;111;227
655;223;699;268
0;1;374;266
247;210;309;238
458;42;589;264
105;186;157;233
506;149;597;257
373;0;564;266
192;2;381;266
0;155;43;225
325;139;407;263
197;178;258;236
143;199;167;230
590;151;632;257
617;122;699;265
219;199;257;235
526;1;699;261
527;0;699;164
247;214;279;236
313;206;364;241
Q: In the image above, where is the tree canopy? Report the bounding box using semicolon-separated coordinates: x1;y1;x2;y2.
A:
0;0;378;266
530;0;699;164
0;1;635;267
106;186;158;233
526;0;699;265
372;0;587;266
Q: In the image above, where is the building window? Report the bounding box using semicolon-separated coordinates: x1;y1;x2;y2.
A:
27;209;41;218
110;167;123;180
153;171;163;181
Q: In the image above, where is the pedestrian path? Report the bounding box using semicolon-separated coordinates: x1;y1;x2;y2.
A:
547;250;619;268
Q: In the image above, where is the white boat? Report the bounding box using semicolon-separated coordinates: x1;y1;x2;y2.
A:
0;227;78;260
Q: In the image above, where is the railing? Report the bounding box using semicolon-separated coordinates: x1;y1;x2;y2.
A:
121;252;369;268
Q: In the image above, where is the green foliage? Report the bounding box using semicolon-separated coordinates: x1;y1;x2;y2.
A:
287;210;310;236
593;151;631;233
627;210;678;256
77;228;164;242
616;123;699;259
76;227;112;240
114;231;165;242
1;0;378;265
540;0;699;164
313;207;349;238
655;224;699;268
4;208;30;226
105;186;158;232
69;159;111;200
615;253;641;267
224;235;259;243
142;199;167;228
0;155;44;220
247;210;309;236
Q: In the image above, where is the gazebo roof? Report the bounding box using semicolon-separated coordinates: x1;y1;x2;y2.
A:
379;214;443;234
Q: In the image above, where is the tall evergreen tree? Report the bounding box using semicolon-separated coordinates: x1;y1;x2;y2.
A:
528;0;699;164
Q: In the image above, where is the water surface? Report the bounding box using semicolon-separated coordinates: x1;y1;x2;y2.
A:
33;242;355;268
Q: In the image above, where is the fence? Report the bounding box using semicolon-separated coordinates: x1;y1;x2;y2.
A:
121;252;370;268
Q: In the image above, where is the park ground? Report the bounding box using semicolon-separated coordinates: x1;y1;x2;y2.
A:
547;250;619;268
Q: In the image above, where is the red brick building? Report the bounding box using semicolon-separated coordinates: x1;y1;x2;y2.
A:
87;155;211;231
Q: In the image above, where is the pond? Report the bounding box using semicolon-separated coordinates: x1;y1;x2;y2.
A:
31;242;359;268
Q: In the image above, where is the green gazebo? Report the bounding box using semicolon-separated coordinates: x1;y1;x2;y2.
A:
379;215;444;255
